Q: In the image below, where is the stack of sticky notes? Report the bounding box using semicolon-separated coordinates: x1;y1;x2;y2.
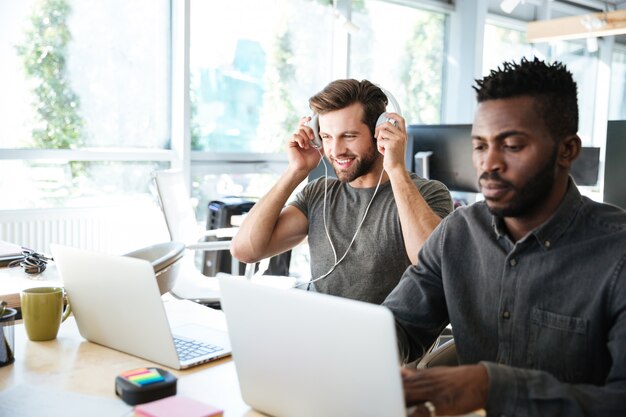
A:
134;395;223;417
122;368;165;386
115;367;177;405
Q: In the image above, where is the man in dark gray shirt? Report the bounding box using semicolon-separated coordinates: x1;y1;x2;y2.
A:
384;58;626;416
232;79;452;304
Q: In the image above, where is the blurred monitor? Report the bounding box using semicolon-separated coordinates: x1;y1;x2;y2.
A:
408;124;477;193
604;121;626;210
408;124;601;192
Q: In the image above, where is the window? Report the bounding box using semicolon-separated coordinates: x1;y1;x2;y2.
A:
483;22;537;76
0;0;170;209
482;21;597;146
189;0;334;153
189;0;336;222
609;46;626;120
188;0;449;221
350;0;447;124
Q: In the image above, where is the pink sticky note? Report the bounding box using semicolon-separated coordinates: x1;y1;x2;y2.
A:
134;395;223;417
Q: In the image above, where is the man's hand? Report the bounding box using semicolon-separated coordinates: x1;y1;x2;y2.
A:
375;112;407;174
402;365;488;416
287;116;323;174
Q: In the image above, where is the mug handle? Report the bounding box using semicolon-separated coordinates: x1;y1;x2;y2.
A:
61;290;71;323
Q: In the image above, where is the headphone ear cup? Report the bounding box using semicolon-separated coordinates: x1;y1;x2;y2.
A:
375;112;397;128
375;87;401;130
306;114;322;149
375;112;388;128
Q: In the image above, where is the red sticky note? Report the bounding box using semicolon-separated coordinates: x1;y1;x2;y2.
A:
134;395;223;417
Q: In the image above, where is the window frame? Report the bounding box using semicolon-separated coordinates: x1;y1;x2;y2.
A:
0;0;177;197
2;0;625;209
185;0;453;182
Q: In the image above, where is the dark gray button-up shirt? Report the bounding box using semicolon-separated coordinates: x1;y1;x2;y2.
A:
383;180;626;416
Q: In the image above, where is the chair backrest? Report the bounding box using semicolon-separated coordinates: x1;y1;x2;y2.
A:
153;169;200;245
416;339;458;368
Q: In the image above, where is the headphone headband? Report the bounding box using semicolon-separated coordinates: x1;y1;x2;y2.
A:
306;83;402;149
378;85;402;116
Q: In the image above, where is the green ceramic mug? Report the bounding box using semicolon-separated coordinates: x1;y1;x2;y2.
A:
20;287;71;341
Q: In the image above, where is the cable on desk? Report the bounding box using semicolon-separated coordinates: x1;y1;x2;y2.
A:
7;249;52;274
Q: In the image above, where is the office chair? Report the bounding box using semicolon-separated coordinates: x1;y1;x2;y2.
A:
416;339;458;368
152;170;237;253
415;327;458;368
152;169;295;306
152;169;243;305
124;241;186;295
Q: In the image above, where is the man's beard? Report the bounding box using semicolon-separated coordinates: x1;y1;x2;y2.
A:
482;147;558;218
332;144;380;183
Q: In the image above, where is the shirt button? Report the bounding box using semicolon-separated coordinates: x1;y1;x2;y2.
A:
509;258;517;266
502;311;511;319
544;240;551;248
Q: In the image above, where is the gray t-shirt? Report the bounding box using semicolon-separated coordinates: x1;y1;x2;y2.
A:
290;172;452;304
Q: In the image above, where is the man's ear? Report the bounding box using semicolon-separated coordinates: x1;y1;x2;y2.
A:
557;134;582;169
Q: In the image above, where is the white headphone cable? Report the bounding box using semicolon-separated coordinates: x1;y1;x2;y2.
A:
298;149;385;289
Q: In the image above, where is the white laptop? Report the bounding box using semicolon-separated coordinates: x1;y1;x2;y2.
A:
219;277;407;417
51;244;231;370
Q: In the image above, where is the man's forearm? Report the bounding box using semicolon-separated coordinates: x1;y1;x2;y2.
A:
230;168;307;263
482;362;626;416
387;169;442;264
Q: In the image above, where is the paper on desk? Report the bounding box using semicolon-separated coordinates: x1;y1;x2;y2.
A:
0;240;22;257
0;384;132;417
0;240;23;267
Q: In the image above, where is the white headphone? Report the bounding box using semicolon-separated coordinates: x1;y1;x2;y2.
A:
306;87;402;149
296;86;401;289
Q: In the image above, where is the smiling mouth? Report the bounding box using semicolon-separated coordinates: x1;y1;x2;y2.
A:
332;157;355;169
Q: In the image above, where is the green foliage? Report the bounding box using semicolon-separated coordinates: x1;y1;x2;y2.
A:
258;25;298;152
311;0;332;6
15;0;85;149
273;28;298;145
401;12;445;124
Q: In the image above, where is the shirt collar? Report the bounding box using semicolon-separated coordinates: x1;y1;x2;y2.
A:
491;177;583;249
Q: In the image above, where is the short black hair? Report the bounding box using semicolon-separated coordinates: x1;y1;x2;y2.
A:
473;57;578;141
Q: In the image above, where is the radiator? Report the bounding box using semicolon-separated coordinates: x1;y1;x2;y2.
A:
0;205;170;255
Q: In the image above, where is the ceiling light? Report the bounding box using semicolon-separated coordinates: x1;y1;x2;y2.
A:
528;10;626;43
333;9;360;34
581;14;607;32
500;0;522;14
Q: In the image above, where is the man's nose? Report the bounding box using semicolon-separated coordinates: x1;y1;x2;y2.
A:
482;147;504;173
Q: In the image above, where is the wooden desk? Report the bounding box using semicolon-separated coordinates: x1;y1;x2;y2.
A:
0;297;264;416
0;264;62;309
1;275;484;417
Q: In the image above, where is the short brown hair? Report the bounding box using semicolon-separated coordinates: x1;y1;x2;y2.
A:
309;79;387;137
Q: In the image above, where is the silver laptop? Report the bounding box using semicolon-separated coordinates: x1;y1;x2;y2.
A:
219;277;406;417
51;244;231;370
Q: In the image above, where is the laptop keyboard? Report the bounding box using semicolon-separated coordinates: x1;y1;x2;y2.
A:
173;336;224;361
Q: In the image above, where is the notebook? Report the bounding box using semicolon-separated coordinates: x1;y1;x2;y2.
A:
219;277;407;417
51;244;231;370
0;240;23;267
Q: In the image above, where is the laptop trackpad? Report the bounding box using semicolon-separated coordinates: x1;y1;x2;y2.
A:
172;323;232;350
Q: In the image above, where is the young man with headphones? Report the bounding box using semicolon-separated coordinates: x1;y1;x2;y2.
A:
231;79;452;304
